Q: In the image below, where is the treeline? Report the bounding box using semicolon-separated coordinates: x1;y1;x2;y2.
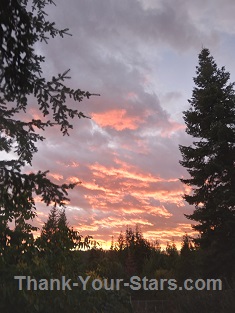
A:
1;207;235;313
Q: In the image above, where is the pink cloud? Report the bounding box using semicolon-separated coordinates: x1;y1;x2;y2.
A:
92;109;143;131
160;119;186;138
48;172;64;181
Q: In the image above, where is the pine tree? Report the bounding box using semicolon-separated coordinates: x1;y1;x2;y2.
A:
57;209;81;251
38;207;81;253
40;206;58;250
178;235;196;280
179;48;235;277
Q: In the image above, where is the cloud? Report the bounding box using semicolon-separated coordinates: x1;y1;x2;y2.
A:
92;109;143;131
16;0;234;249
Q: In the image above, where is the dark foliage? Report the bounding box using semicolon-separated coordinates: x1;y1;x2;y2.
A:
0;0;99;255
179;48;235;278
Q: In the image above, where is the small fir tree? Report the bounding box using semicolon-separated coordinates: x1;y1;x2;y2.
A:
38;207;80;252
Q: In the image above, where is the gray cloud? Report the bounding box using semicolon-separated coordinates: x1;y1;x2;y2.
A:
22;0;234;247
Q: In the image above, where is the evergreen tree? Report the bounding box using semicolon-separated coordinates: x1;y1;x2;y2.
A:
117;231;125;251
116;226;151;275
57;209;81;251
178;235;197;280
39;206;58;251
179;48;235;277
0;0;98;253
38;207;81;252
165;240;179;271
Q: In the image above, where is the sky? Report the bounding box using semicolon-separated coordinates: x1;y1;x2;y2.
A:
20;0;235;249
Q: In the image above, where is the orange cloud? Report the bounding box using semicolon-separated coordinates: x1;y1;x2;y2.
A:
66;158;185;222
90;159;164;183
48;172;63;181
67;176;81;184
131;189;184;207
87;160;184;206
94;217;153;228
56;161;80;168
92;109;142;131
144;224;198;249
144;205;172;218
74;225;99;232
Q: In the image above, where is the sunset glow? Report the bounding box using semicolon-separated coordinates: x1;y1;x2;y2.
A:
16;0;235;250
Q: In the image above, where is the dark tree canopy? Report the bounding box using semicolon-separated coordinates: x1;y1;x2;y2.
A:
0;0;98;249
179;48;235;277
37;207;81;253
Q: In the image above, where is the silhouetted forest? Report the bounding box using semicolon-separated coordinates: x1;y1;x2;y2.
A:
1;207;235;312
